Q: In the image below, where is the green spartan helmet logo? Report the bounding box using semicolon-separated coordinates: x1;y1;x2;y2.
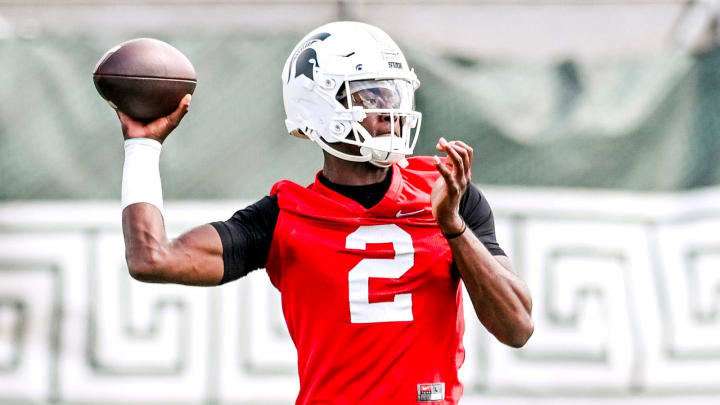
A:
288;32;331;83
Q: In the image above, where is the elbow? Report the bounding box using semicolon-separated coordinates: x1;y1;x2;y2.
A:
504;288;534;348
507;322;534;348
497;314;534;349
126;251;168;283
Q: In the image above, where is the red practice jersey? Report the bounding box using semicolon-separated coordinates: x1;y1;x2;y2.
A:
266;157;465;405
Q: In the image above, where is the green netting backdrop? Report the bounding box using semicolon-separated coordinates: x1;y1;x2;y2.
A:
1;33;718;200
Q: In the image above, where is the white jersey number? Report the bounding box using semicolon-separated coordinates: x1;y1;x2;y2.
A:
346;224;415;323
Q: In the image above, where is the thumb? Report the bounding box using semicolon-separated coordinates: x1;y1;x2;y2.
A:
117;110;131;127
116;110;133;137
167;94;192;128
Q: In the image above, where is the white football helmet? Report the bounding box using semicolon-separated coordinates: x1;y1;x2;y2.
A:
282;21;422;167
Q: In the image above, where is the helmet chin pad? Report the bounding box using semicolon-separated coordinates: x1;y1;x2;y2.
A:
317;133;405;167
359;136;405;167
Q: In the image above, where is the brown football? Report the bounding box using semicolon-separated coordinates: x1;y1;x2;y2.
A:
93;38;196;121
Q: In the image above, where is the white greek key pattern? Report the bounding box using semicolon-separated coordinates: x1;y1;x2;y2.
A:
1;188;720;402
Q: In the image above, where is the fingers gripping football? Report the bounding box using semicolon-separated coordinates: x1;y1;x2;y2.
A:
431;138;474;234
117;94;192;143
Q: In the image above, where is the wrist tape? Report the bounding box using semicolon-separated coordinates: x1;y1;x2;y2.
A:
121;138;164;215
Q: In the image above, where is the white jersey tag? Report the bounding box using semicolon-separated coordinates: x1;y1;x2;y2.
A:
417;382;444;402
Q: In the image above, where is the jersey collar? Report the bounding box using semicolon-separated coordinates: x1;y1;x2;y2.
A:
311;163;404;216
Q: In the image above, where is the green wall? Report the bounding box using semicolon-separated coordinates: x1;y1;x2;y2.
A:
0;34;714;200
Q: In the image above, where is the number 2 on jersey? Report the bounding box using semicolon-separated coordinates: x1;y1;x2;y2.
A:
346;224;415;323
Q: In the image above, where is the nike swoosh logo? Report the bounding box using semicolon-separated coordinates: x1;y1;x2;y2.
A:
396;208;426;218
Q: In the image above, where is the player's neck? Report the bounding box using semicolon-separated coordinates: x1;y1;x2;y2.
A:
322;153;390;186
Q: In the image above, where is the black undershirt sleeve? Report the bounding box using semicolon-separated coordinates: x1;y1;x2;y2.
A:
209;195;279;285
459;184;506;257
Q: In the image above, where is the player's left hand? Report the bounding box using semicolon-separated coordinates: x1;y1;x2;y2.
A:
431;138;473;235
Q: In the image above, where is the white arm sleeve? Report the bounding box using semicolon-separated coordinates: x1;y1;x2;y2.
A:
121;138;164;215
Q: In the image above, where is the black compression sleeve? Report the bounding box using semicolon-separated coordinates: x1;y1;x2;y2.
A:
459;184;506;257
209;195;279;285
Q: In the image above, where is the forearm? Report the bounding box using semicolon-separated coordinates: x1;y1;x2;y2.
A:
448;231;533;348
120;135;172;282
116;96;222;286
122;203;171;282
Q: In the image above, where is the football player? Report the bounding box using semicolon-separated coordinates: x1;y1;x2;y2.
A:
118;21;533;405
